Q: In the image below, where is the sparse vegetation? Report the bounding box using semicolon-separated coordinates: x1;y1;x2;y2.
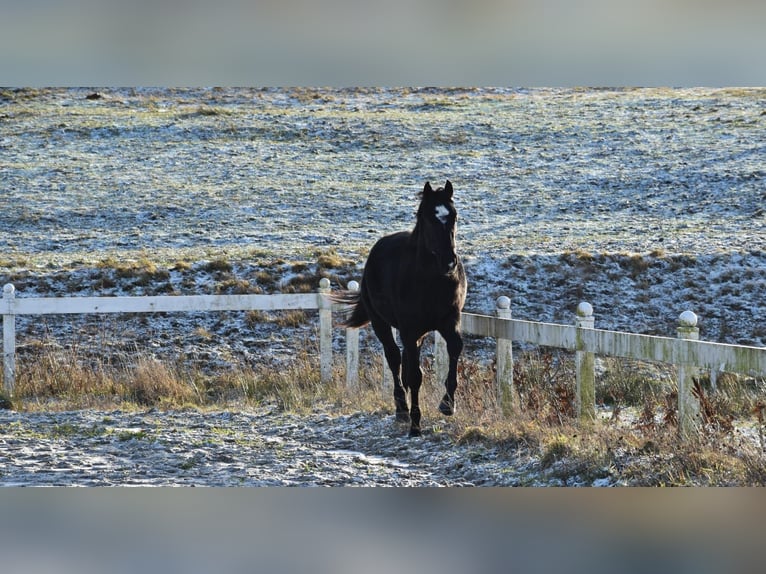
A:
270;310;308;328
5;335;765;485
204;258;234;275
178;105;233;118
316;248;353;270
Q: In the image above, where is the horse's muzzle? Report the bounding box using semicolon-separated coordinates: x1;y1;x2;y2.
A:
431;250;458;276
443;255;459;276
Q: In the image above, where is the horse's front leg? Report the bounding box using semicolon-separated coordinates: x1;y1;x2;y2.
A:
402;337;423;437
371;321;409;423
438;329;463;416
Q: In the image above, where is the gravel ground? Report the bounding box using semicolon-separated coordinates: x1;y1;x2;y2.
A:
0;405;547;487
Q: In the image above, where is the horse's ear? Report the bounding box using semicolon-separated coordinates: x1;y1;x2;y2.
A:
423;181;433;196
444;180;453;199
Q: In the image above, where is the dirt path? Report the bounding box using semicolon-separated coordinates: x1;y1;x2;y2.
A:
0;406;542;486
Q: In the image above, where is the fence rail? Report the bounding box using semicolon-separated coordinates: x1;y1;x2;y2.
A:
3;281;766;440
460;308;766;374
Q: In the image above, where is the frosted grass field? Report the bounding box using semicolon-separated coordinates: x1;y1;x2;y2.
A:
1;87;765;344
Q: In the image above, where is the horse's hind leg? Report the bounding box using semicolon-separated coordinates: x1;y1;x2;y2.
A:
371;321;409;423
438;328;463;416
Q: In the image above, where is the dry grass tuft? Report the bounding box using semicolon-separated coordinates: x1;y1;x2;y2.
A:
129;357;198;406
203;258;234;275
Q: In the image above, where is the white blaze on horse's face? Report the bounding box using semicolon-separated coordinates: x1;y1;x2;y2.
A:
435;204;450;225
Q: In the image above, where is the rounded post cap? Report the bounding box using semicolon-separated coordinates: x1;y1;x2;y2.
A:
576;301;593;317
348;280;360;291
3;283;15;295
496;295;511;310
318;277;331;289
678;310;698;327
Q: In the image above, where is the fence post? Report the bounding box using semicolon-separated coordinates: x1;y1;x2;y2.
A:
318;278;332;385
677;310;702;439
575;302;596;423
345;281;360;390
495;296;513;413
3;284;16;395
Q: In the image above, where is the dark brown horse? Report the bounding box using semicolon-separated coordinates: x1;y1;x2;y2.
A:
335;180;467;436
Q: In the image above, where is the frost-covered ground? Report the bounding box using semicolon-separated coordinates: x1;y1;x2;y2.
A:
2;87;764;346
1;88;764;485
0;405;546;486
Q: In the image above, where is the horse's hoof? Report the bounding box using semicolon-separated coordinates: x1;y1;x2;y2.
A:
395;411;411;424
409;426;422;437
438;397;454;416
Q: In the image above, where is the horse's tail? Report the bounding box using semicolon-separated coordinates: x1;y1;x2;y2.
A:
329;290;370;328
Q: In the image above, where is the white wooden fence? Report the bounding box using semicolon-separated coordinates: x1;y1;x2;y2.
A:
4;280;766;439
2;279;336;392
453;298;766;438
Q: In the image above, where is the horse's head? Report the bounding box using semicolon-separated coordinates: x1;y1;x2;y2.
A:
417;180;460;276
